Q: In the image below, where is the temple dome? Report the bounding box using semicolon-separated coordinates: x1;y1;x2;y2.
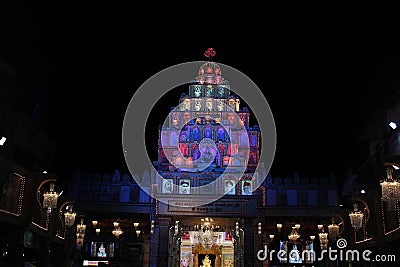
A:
195;61;224;85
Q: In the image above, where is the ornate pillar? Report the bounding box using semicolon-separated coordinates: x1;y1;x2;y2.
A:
149;223;159;267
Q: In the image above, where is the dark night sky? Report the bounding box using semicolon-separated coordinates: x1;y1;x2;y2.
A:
1;3;400;183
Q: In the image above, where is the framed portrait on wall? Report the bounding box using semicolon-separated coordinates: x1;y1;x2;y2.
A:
179;179;190;194
162;179;174;194
241;180;253;195
222;254;234;267
224;180;236;195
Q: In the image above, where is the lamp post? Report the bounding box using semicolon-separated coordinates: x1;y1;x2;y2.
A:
327;219;340;241
43;183;59;213
380;166;400;210
36;179;60;267
37;179;60;215
58;201;76;266
64;206;76;227
76;218;86;247
349;202;364;231
318;229;328;250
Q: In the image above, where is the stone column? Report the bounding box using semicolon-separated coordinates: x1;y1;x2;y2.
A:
149;222;159;267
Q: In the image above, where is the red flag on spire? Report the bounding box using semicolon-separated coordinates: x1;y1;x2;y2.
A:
204;48;216;60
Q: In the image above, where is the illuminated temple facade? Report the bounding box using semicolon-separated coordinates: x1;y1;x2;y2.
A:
64;56;340;267
156;59;261;194
0;52;339;267
153;59;263;267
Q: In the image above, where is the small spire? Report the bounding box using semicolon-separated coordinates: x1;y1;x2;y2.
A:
204;48;216;60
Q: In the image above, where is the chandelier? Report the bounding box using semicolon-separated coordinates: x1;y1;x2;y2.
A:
195;218;218;250
349;202;364;231
288;226;300;241
64;206;76;227
327;219;340;241
43;183;59;213
318;229;328;250
380;167;400;210
112;222;123;239
76;218;86;246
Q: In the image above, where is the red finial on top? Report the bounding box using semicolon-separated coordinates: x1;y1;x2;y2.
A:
204;48;216;60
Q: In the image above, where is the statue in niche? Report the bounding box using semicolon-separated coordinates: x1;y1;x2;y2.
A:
191;141;200;160
289;244;301;263
192;127;200;141
251;135;257;147
216;149;222;167
217;127;225;141
217;141;225;156
97;243;107;257
248;151;256;164
201;146;214;163
194;100;202;111
179;130;188;142
217;100;224;111
179;143;188;157
204;127;212;139
200;255;212;267
206;100;213;111
228;100;235;111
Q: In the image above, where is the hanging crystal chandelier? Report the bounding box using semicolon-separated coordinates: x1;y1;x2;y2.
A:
380;167;400;210
318;229;328;250
195;218;218;250
64;206;76;227
112;222;123;239
43;183;59;213
76;218;86;246
327;219;340;241
288;226;300;241
349;202;364;231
